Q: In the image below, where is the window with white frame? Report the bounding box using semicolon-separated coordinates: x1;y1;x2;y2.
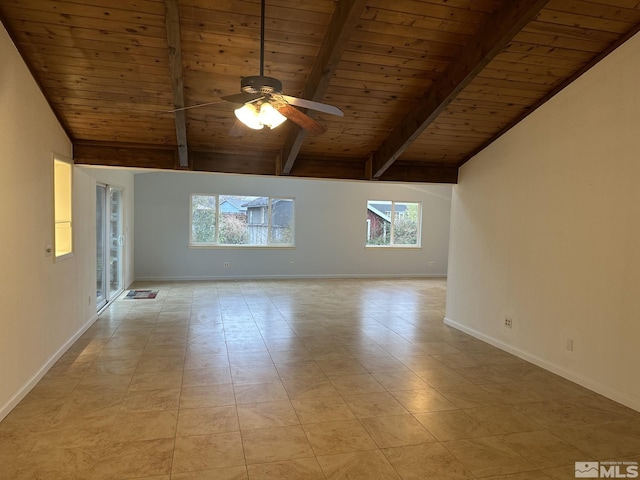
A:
190;194;294;247
366;200;421;247
53;154;73;260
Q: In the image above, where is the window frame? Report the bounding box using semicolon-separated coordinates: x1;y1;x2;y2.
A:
189;194;295;248
365;200;422;249
53;153;74;262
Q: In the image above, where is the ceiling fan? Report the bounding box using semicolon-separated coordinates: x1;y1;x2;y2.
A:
175;0;343;135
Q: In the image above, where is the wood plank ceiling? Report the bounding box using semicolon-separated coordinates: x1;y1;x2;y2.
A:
2;0;640;183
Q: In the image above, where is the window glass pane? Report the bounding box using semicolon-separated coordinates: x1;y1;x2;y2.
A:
366;200;391;246
393;202;420;246
190;194;295;247
220;195;258;245
54;157;73;258
191;195;217;244
269;198;294;245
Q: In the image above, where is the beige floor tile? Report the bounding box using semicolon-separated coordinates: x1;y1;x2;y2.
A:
303;420;377;455
231;365;281;384
416;368;474;387
328;374;385;395
32;424;113;451
182;367;232;387
372;371;430;391
549;421;640;459
234;381;289;404
171;466;247;479
501;429;592;468
480;470;552;479
282;376;340;399
4;278;640;479
317;450;402;480
111;410;177;441
229;350;274;366
242;425;314;464
389;388;458;413
129;370;184;392
463;405;543;434
431;353;483;369
184;353;230;370
316;358;368;376
120;388;181;413
237;400;300;430
382;442;474;479
275;361;325;379
90;438;175;479
291;396;357;424
444;436;535;477
176;406;239;436
414;410;491;441
172;432;245;473
455;365;518;384
479;382;546;404
436;384;504;408
179;384;235;409
247;457;324;480
542;464;578;479
357;355;408;373
360;414;437;448
75;372;132;394
342;392;408;419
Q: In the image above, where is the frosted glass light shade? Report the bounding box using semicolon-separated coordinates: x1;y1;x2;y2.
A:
259;103;287;129
234;102;287;130
234;104;263;130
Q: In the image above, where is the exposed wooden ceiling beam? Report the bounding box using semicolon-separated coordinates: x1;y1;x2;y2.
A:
370;0;551;179
164;0;189;168
74;141;179;169
280;0;368;175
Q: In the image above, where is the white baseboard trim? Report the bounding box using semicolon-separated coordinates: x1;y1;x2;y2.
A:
444;317;640;413
134;273;447;282
0;313;99;422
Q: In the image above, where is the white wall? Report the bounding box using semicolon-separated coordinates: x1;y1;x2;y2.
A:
135;171;452;280
446;32;640;410
0;25;135;420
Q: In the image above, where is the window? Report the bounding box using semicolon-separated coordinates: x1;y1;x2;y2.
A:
53;154;73;260
190;194;294;247
366;200;421;247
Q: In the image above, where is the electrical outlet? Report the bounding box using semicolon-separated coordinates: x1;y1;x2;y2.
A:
289;261;294;267
566;338;574;352
504;317;513;329
223;262;230;268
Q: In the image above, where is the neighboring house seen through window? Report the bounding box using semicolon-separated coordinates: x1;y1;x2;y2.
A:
366;200;421;247
190;194;294;247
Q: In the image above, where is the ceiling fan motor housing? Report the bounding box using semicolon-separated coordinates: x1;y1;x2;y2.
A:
241;76;283;95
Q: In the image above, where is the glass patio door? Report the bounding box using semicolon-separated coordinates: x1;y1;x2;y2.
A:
96;184;124;311
96;185;107;310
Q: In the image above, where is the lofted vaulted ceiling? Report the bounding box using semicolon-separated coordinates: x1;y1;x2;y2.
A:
2;0;640;183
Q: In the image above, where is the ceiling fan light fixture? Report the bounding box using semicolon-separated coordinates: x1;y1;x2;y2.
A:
234;103;263;130
234;102;287;130
259;102;287;129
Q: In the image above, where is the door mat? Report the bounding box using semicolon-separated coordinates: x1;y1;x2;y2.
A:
126;290;158;299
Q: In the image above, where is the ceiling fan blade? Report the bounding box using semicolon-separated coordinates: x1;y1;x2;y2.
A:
221;93;265;104
277;104;326;135
228;119;246;137
167;100;224;113
279;94;344;117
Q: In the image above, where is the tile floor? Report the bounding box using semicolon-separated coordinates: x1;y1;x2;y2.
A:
1;278;639;479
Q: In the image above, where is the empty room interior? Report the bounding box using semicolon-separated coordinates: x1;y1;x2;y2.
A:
1;1;640;479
